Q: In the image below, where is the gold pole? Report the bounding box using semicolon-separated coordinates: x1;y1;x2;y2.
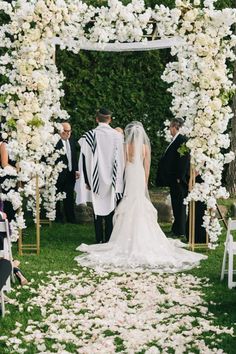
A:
188;166;209;250
18;174;41;255
18;228;23;256
17;175;23;255
188;165;196;251
35;174;40;255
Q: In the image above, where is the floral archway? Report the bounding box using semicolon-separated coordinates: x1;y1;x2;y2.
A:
0;0;235;247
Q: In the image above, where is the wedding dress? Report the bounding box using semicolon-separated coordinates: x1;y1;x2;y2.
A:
75;122;207;272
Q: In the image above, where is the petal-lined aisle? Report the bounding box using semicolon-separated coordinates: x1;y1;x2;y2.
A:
0;270;234;353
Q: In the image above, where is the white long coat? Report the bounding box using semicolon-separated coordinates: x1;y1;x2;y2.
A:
75;123;125;216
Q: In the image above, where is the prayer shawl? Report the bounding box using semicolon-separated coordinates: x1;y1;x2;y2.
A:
75;123;125;216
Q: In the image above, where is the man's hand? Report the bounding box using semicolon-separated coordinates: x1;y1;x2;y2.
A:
75;171;80;179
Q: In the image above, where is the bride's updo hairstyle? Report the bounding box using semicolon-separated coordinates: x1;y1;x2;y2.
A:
124;121;151;162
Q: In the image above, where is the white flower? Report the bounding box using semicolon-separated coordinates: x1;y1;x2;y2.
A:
224;151;235;164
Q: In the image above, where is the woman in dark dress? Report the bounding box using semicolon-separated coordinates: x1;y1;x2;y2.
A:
0;138;16;222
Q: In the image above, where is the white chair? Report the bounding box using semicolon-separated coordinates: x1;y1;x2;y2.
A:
0;288;5;317
0;219;15;288
0;259;12;317
221;218;236;289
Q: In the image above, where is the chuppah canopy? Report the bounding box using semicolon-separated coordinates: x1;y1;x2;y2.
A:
0;0;235;248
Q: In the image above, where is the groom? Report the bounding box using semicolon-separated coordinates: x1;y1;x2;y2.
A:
156;118;190;237
76;108;125;243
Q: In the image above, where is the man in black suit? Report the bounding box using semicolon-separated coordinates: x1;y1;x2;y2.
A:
156;118;190;237
56;122;79;223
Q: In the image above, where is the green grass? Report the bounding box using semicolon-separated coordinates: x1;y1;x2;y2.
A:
1;221;236;353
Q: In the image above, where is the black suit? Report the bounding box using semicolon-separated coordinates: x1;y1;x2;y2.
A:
156;134;190;236
56;137;78;223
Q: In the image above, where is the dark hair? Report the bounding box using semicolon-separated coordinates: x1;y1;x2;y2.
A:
96;108;112;123
170;118;184;130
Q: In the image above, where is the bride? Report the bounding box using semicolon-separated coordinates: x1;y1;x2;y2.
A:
75;121;207;272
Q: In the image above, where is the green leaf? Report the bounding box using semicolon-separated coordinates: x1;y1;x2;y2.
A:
178;143;190;156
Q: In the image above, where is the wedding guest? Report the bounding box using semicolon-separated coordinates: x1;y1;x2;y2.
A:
0;211;7;252
0;140;10;169
0;138;16;222
115;127;124;134
75;108;125;243
156;118;190;238
0;258;12;292
55;122;79;224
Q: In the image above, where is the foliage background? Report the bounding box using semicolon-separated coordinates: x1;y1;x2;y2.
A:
57;48;172;185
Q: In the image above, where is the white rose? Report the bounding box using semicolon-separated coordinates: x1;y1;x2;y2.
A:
21;112;33;121
44;27;53;38
31;102;40;112
30;135;42;150
28;58;37;66
53;24;60;32
56;13;63;22
19;63;32;76
184;9;197;22
209;98;222;111
22;22;30;31
224;151;235;164
175;0;183;6
24;126;31;135
17;119;26;128
38;42;47;53
29;28;41;41
1;132;8;140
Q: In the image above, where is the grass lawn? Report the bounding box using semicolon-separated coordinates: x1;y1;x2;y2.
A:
0;220;236;353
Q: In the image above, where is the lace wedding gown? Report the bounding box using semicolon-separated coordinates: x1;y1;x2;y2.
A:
75;122;207;273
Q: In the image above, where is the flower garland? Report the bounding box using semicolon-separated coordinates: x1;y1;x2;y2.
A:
0;0;180;240
0;0;235;247
162;0;236;247
0;0;69;239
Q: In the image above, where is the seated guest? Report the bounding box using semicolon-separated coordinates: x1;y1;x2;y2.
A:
0;258;12;291
0;258;12;316
0;210;28;285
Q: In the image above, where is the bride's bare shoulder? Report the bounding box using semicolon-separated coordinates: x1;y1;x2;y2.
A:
126;143;134;162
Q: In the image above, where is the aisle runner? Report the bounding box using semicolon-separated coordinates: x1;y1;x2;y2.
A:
1;270;234;353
